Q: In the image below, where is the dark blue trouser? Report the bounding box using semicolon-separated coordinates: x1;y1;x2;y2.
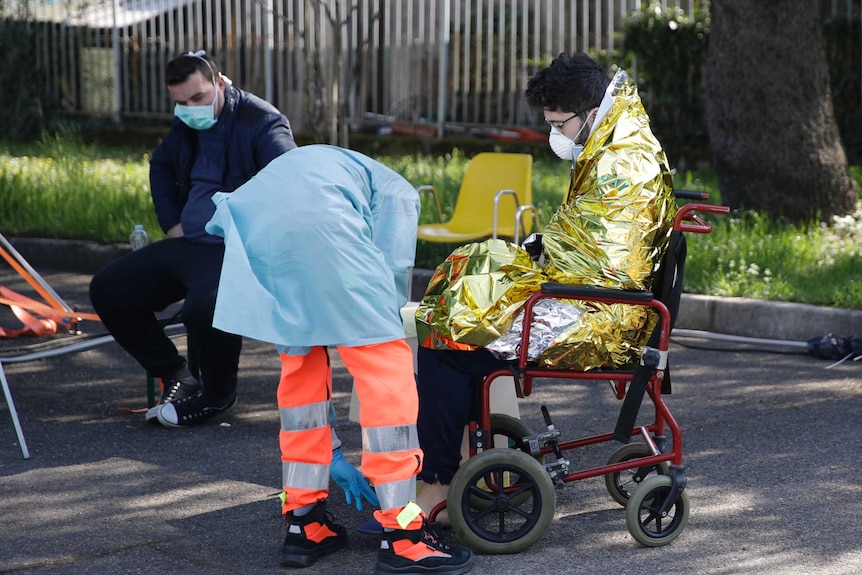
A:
89;237;241;402
416;346;509;485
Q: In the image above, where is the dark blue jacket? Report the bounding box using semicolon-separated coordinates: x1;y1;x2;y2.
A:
149;84;297;234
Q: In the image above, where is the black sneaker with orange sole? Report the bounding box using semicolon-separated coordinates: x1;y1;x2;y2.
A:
375;521;473;575
281;501;348;568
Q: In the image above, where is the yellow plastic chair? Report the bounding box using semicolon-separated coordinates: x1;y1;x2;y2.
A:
417;152;539;244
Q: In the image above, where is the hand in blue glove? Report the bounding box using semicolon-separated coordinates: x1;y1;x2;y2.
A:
330;447;379;511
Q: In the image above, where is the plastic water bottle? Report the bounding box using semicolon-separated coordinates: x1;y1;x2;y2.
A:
130;224;149;250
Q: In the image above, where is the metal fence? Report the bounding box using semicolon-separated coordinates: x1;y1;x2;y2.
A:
2;0;856;137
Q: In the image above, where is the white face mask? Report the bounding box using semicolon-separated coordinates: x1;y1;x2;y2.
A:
548;118;589;161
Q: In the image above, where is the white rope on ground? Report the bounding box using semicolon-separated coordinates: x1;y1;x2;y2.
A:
823;354;862;369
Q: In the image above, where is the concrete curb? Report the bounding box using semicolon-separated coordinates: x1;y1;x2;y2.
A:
673;293;862;342
7;237;860;343
7;236;131;275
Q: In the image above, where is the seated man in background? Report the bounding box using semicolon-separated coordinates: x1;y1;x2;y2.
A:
89;50;297;427
414;53;678;519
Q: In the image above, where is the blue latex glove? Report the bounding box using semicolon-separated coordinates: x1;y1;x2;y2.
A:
330;447;379;511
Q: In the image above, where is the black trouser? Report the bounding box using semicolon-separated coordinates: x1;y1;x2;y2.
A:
89;237;241;402
416;346;509;485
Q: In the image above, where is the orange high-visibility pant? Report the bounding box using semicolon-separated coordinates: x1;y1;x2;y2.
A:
278;340;424;530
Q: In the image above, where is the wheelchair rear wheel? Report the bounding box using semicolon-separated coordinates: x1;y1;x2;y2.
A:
604;443;670;506
484;413;539;459
449;448;555;554
624;474;690;546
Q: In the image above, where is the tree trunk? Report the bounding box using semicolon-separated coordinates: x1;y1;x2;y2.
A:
706;0;857;223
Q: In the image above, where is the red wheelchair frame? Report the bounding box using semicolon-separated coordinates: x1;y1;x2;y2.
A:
435;195;729;554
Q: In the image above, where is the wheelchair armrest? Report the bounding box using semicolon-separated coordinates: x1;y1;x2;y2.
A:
540;283;654;303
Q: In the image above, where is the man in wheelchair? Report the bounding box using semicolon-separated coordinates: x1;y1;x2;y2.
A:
413;53;679;521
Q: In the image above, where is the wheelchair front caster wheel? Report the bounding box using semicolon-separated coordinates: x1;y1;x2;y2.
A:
604;443;670;506
449;448;555;554
625;474;690;547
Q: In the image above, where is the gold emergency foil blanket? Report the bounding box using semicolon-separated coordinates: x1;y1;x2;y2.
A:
543;81;676;290
415;239;545;350
536;303;657;370
416;74;676;370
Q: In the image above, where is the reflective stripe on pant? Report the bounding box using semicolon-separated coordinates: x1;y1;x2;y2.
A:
278;346;333;512
278;340;423;529
338;340;423;530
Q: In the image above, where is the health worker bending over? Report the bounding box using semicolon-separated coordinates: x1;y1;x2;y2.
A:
89;50;296;427
205;145;474;575
414;53;678;519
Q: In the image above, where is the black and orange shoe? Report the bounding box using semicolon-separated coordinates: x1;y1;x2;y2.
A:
375;522;473;574
281;501;348;568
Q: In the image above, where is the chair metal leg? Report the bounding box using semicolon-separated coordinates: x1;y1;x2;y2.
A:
147;372;158;408
0;361;30;459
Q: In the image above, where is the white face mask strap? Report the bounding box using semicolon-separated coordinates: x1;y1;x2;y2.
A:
571;114;589;145
184;50;219;113
184;50;217;89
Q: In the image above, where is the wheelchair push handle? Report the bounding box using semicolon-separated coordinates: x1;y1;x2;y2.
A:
674;203;730;233
672;190;730;234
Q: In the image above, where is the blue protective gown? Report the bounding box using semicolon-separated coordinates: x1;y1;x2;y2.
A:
205;145;420;355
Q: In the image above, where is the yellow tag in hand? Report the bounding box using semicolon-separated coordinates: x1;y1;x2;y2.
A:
396;501;423;530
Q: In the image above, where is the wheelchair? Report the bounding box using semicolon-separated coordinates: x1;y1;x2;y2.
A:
429;192;728;554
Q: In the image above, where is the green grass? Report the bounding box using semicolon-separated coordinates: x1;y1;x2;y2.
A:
674;170;862;309
0;134;162;243
683;208;862;308
2;134;861;309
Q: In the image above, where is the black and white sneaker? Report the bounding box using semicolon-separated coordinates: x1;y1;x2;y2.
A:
145;368;202;422
155;390;237;428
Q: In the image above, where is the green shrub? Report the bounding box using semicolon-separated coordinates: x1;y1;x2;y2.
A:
620;1;710;161
0;2;50;141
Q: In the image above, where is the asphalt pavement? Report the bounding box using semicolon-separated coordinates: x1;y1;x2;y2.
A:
0;241;861;575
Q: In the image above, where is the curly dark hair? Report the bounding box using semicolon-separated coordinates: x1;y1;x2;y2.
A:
165;51;220;86
524;53;610;114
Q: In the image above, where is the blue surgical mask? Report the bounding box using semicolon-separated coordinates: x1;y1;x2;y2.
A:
174;90;218;130
173;61;219;131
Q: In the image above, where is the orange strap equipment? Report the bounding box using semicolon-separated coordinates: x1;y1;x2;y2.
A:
0;286;100;337
0;235;101;338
